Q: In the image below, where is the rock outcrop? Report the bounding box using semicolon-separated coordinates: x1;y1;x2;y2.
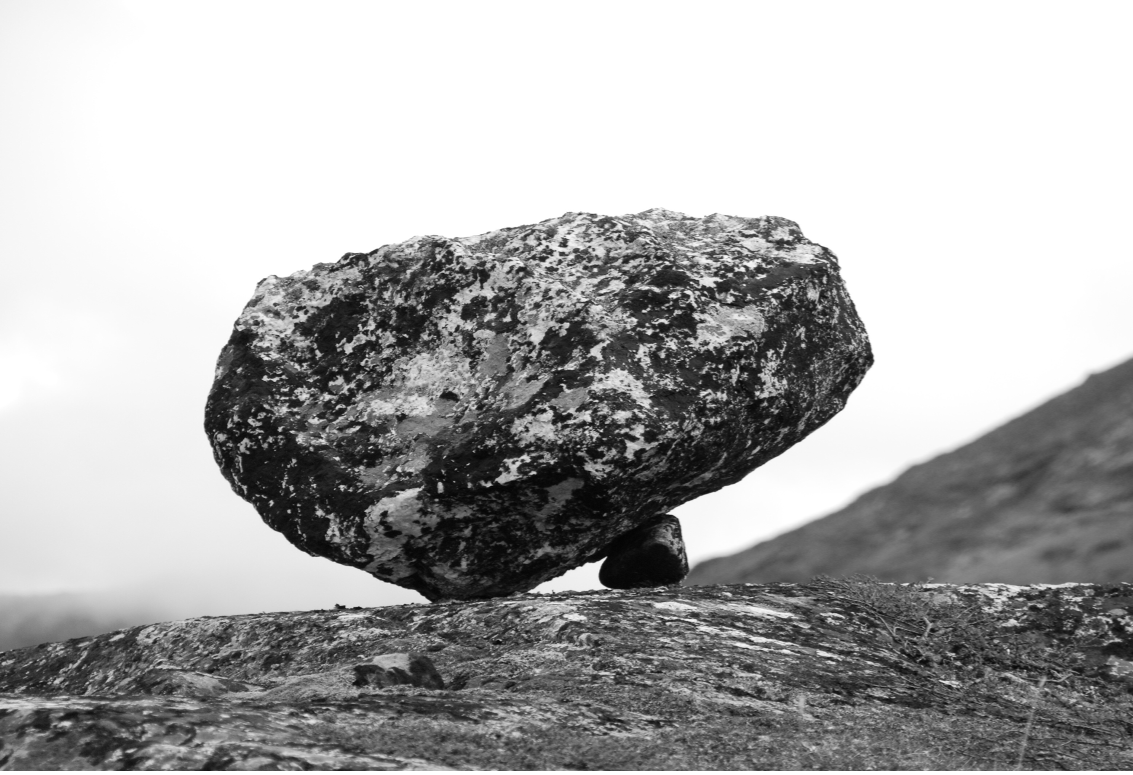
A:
687;354;1133;587
1;582;1131;769
204;209;872;601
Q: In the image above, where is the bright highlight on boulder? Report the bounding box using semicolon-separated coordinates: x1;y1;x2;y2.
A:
204;209;872;600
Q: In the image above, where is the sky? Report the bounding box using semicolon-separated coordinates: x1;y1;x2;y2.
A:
1;0;1131;618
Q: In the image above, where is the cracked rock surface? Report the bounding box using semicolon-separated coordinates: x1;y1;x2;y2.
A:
204;209;872;600
1;582;1132;770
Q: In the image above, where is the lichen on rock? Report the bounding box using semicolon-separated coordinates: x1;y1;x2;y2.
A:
204;209;872;600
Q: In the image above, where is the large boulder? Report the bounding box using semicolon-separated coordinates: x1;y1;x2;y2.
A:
204;209;872;600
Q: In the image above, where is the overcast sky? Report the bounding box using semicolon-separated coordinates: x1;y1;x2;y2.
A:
2;1;1130;617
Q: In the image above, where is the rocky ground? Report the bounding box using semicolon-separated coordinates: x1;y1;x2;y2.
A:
1;580;1131;770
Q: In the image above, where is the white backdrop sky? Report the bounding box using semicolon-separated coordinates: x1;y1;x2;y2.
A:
1;1;1130;616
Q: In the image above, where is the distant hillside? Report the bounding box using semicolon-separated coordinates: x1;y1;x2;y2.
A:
688;355;1133;585
0;593;165;652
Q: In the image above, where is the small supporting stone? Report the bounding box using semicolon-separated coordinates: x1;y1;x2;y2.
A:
599;514;689;589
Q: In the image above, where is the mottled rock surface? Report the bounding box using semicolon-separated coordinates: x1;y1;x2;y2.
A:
205;209;872;601
2;582;1132;770
688;354;1133;587
353;653;445;690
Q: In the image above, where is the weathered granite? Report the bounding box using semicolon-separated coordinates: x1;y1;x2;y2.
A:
1;582;1131;769
204;209;872;600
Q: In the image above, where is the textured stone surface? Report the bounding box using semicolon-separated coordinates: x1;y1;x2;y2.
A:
353;653;445;689
205;209;872;600
1;583;1131;769
599;514;688;588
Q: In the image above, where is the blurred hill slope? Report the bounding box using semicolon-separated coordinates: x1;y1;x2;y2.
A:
0;593;166;652
687;355;1133;585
